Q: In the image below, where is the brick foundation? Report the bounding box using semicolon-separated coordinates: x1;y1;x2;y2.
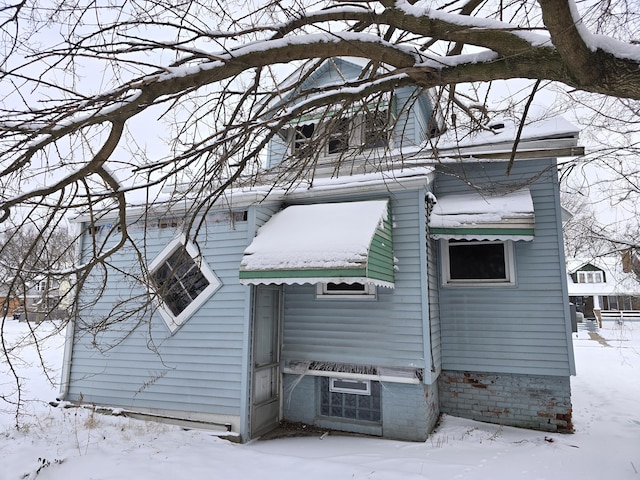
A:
438;370;573;433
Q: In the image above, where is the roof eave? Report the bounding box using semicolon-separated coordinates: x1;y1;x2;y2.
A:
435;137;583;161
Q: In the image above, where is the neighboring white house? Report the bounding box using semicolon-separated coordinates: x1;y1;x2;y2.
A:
10;276;69;321
567;256;640;320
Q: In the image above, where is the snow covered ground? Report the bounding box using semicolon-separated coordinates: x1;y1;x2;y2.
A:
1;319;638;480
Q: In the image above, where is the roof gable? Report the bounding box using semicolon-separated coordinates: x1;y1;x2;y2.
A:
272;57;434;121
566;260;606;275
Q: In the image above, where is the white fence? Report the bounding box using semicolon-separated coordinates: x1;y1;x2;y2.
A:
596;310;640;324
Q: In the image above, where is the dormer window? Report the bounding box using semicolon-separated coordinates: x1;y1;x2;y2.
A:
364;110;390;149
293;123;315;155
327;117;350;154
288;108;391;158
577;271;604;283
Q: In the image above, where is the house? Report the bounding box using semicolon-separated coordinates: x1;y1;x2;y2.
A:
567;257;640;321
1;276;67;321
0;280;21;318
60;58;578;442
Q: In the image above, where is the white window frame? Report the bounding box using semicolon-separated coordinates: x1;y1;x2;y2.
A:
290;123;316;156
325;117;351;155
316;282;377;299
329;378;372;396
441;239;516;287
361;109;392;149
148;235;221;333
577;271;604;284
290;108;393;159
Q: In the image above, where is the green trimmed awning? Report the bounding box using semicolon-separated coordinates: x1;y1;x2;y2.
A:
429;188;535;241
240;200;394;287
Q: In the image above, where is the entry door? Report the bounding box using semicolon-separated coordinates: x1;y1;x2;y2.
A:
250;285;282;438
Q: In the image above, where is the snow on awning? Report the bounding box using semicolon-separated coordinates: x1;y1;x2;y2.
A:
239;200;394;287
429;188;535;241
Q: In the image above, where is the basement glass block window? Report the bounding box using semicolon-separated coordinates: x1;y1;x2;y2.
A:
320;377;381;423
149;236;221;333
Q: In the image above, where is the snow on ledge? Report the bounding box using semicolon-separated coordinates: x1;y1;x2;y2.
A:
430;188;534;228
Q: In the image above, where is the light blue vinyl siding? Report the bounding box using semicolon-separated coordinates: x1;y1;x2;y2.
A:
281;190;429;369
393;87;433;147
68;213;252;416
266;135;289;169
436;159;575;377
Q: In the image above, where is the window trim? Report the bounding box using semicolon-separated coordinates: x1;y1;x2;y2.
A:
441;239;516;287
316;282;377;299
326;117;351;155
288;108;393;159
148;235;222;333
319;377;381;423
329;378;372;396
577;270;604;284
362;109;391;149
291;123;316;156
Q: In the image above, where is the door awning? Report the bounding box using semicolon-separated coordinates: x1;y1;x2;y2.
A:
240;200;394;287
429;188;535;241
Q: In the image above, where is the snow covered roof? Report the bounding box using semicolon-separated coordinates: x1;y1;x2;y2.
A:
429;188;535;241
432;116;580;157
239;200;394;287
72;166;434;224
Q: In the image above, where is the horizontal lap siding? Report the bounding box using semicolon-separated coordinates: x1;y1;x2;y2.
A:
437;159;573;376
69;216;251;416
281;190;427;368
394;87;419;148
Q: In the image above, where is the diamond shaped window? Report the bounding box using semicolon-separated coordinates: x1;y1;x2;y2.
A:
149;236;221;333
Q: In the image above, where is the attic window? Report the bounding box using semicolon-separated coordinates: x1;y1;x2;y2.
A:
292;124;315;155
85;225;102;236
149;236;221;333
327;117;350;154
577;271;604;284
364;110;389;149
